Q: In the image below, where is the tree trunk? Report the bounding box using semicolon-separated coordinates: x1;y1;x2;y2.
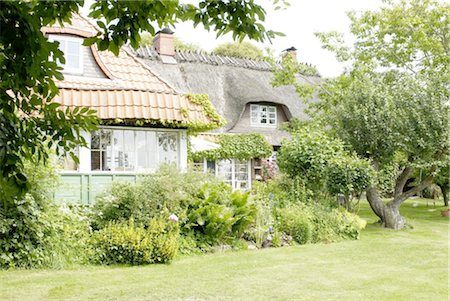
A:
381;202;405;229
366;185;405;229
437;183;449;207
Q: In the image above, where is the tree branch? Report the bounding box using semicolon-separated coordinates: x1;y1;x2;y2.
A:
393;169;436;205
393;166;412;200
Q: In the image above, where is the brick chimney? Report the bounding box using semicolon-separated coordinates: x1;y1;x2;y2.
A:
282;46;297;61
153;27;175;56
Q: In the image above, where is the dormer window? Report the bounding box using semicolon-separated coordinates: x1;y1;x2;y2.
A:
49;35;83;75
250;104;277;127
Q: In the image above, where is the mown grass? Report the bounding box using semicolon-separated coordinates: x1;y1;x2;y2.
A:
1;198;448;301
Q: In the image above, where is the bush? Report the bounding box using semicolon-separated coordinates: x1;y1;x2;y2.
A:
49;205;92;267
185;182;256;247
310;207;366;243
92;166;212;229
91;218;178;265
0;157;61;269
272;202;366;245
276;205;313;245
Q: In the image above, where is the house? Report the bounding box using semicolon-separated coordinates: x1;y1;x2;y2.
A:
134;31;320;189
45;15;221;204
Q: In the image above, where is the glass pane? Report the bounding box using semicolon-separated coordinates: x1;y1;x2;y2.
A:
99;129;112;171
67;41;79;55
99;129;112;149
269;119;276;124
250;105;259;112
136;131;147;170
91;131;100;149
217;159;232;182
261;118;267;124
158;132;178;166
261;106;267;112
66;54;80;69
91;150;101;171
113;130;124;171
268;106;276;113
121;130;135;171
207;160;216;173
146;131;157;170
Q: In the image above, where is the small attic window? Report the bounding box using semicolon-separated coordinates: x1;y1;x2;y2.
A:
250;104;277;127
49;35;83;75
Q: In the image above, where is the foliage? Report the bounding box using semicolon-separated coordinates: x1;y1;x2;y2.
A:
185;183;257;246
0;157;61;269
275;203;366;244
326;156;373;198
91;218;178;265
276;205;313;245
48;205;92;268
277;0;449;228
191;133;273;161
92;166;213;229
184;93;226;133
213;41;265;60
271;53;320;99
1;0;281;203
85;1;283;53
278;128;372;198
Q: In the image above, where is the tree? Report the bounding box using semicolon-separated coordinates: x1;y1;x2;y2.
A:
0;0;283;203
277;127;372;209
213;41;265;60
433;163;449;207
310;0;449;229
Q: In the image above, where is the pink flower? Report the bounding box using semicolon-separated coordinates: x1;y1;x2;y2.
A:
168;214;178;222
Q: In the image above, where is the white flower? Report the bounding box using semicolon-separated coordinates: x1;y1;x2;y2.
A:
168;214;179;222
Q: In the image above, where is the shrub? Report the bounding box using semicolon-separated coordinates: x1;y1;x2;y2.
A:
48;205;92;267
91;218;178;265
185;182;256;247
276;205;313;245
92;166;212;229
310;207;366;243
0;157;61;269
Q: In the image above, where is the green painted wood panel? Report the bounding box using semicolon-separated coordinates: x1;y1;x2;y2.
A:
54;173;137;205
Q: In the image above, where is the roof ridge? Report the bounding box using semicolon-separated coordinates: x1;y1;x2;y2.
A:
134;46;320;76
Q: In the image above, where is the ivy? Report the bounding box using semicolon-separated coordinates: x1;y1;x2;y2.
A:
190;133;273;161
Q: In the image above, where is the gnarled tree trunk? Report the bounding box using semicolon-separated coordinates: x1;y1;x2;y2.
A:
366;186;405;229
366;164;435;230
437;183;449;207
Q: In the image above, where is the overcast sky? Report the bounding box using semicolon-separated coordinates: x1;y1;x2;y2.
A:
83;0;385;77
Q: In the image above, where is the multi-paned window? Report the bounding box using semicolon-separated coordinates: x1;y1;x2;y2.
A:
91;128;179;172
49;35;83;74
194;158;251;190
250;104;277;127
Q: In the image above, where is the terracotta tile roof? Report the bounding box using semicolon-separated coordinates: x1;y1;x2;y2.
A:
44;14;214;125
55;89;209;122
56;48;176;94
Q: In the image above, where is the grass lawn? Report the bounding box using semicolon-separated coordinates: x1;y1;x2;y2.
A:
1;198;448;301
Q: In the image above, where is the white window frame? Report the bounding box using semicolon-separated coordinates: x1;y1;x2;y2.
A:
48;34;84;75
197;158;252;190
250;104;277;127
89;126;181;173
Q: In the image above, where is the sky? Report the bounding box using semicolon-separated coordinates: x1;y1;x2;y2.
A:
82;0;385;77
173;0;384;77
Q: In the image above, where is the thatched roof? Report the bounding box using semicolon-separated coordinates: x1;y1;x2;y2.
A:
134;47;321;145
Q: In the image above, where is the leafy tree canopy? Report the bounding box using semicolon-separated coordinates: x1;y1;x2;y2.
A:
0;0;283;203
276;0;449;228
317;0;449;229
212;41;266;60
